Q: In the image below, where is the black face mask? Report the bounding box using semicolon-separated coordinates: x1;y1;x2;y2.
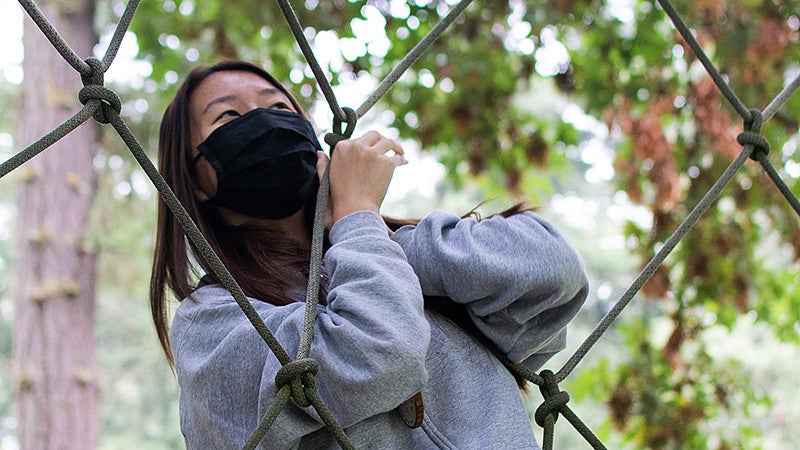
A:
196;108;321;219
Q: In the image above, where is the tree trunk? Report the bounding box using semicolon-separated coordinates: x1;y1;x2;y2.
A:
12;1;99;448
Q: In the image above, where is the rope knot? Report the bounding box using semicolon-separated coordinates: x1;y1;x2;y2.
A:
738;108;770;161
78;58;121;124
80;57;105;87
79;86;122;124
534;369;570;427
275;358;319;408
324;107;358;151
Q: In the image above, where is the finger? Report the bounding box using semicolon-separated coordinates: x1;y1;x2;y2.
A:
389;139;404;156
354;130;384;147
371;138;404;157
390;153;408;166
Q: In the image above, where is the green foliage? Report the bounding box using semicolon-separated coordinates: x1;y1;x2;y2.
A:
752;264;800;343
130;0;582;203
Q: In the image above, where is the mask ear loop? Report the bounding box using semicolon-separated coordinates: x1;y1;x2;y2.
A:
187;151;205;188
191;152;204;165
187;150;216;207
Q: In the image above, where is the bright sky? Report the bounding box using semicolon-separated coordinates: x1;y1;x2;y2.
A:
0;2;22;85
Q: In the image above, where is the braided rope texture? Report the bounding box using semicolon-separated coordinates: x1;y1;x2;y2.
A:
2;0;798;449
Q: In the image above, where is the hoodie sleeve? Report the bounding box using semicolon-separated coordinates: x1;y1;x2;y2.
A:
171;211;429;448
392;209;588;370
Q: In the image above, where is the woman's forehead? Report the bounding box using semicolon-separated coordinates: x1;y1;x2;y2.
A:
190;70;283;116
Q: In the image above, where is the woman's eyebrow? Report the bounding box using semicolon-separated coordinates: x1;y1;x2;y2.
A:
201;94;235;116
258;87;283;98
202;88;283;116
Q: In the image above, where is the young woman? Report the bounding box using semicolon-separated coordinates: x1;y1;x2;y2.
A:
150;60;589;449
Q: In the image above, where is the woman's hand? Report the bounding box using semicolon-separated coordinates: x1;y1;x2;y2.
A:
316;131;407;224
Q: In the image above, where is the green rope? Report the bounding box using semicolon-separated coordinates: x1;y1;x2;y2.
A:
245;108;360;449
243;385;292;450
297;164;332;360
655;0;750;120
737;109;800;217
752;152;800;217
108;111;294;365
356;0;476;118
17;0;91;76
557;147;753;382
762;72;800;122
274;0;347;122
559;406;607;450
535;370;607;450
100;0;140;71
0;104;95;179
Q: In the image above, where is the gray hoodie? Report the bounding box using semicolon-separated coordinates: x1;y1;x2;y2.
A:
171;209;588;449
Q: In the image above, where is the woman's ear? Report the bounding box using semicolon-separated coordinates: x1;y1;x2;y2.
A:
194;186;211;202
191;154;219;201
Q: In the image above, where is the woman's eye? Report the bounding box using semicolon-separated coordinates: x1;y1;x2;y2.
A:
216;110;240;121
270;102;292;111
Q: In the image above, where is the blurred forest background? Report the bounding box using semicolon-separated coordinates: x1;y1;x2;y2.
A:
1;0;799;448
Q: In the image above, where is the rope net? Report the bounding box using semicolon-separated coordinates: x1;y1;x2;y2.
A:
3;0;799;448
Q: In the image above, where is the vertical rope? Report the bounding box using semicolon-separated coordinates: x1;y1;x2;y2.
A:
297;166;331;359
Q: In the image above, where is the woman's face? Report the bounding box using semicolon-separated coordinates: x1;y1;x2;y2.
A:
188;70;298;199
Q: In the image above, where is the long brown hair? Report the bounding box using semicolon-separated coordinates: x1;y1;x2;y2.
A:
150;61;314;366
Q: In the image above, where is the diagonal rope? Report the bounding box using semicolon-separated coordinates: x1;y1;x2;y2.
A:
111;84;352;446
243;385;293;449
763;71;800;122
17;0;91;76
356;0;476;118
0;104;96;178
100;0;141;71
655;0;750;120
274;0;347;122
738;109;800;217
556;146;753;382
752;152;800;216
9;2;326;437
106;112;294;365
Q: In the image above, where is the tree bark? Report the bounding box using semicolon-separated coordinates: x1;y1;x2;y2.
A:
12;1;99;448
